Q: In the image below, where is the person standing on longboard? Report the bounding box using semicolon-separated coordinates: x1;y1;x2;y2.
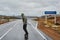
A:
21;13;28;39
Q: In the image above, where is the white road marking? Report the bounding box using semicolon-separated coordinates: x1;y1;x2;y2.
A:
0;22;18;40
0;20;47;40
28;21;47;40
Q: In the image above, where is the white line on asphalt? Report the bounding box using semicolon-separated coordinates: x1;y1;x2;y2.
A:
28;21;47;40
0;22;18;40
35;22;38;28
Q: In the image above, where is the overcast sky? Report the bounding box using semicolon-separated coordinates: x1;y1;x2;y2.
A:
0;0;60;16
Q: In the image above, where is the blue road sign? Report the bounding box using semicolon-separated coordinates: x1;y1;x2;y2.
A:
45;11;57;14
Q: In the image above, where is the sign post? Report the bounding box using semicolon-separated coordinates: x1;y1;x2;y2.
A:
45;11;57;24
54;14;56;24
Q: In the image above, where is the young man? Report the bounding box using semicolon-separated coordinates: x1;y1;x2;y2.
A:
21;13;28;38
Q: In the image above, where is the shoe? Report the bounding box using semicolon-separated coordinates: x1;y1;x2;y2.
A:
25;34;28;39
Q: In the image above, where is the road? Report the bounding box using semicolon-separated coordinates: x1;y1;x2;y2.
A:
0;20;51;40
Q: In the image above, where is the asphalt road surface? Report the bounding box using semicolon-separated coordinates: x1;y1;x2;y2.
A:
0;20;52;40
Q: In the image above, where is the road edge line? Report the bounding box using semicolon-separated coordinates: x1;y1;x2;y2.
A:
0;22;18;40
28;22;47;40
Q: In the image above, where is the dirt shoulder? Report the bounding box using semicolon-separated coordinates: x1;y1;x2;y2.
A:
34;18;60;40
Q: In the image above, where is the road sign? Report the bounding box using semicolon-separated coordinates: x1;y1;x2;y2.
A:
45;11;56;14
45;11;57;24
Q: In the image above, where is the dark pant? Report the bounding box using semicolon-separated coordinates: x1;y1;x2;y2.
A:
23;24;28;34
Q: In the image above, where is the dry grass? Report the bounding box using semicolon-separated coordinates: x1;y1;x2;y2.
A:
35;17;60;40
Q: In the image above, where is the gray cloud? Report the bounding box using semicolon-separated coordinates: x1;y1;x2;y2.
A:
0;0;60;16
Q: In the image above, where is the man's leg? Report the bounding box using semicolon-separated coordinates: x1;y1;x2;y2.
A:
23;24;28;34
23;24;28;39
